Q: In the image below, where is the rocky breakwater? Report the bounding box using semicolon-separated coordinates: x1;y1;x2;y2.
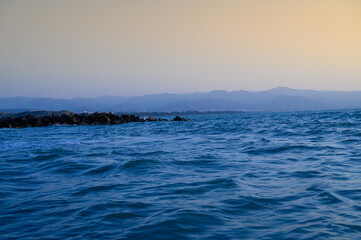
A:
0;112;189;129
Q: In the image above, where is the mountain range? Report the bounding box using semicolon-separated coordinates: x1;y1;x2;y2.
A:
1;87;361;113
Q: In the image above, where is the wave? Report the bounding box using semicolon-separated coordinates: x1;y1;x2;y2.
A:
2;110;361;239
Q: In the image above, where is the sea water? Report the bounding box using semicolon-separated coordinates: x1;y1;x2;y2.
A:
1;110;361;239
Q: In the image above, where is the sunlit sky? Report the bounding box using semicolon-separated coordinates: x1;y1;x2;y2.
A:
1;0;360;98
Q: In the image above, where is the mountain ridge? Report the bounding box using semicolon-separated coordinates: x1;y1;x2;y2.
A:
1;87;361;113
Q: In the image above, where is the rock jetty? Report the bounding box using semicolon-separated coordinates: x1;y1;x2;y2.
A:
0;112;189;129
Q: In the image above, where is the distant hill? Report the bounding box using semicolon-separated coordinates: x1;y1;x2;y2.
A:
1;87;361;113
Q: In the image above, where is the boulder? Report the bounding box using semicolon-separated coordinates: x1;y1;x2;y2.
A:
172;116;189;121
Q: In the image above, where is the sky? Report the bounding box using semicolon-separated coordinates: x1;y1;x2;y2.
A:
0;0;360;98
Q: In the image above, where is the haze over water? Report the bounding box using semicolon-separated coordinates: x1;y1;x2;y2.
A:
2;110;361;239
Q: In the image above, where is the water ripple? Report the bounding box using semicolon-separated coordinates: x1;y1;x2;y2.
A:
1;110;361;239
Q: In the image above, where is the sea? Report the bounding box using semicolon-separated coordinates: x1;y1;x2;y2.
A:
1;110;361;239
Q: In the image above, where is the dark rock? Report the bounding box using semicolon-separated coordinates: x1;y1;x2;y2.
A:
121;114;130;122
70;117;79;124
32;117;42;127
130;115;137;122
99;115;111;124
110;120;122;125
0;111;182;129
172;116;189;121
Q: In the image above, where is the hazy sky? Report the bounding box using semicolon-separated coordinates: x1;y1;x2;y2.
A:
1;0;360;98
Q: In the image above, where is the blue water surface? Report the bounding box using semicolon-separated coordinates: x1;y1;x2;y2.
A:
1;110;361;239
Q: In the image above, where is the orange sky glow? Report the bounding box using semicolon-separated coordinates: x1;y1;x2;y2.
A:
1;0;360;97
